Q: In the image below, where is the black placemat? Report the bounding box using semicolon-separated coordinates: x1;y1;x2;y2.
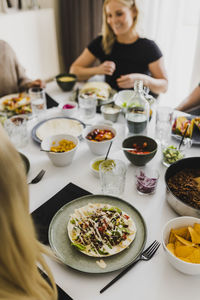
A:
32;182;91;245
46;92;59;109
31;182;91;300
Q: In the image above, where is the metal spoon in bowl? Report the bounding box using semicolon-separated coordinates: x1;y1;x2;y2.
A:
105;141;113;160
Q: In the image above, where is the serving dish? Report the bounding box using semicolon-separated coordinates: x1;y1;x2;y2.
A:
19;152;30;174
58;101;78;117
41;134;79;167
172;115;200;145
101;104;121;123
122;135;157;166
55;73;77;91
31;117;85;144
84;124;116;155
0;93;31;116
162;216;200;275
79;81;116;107
165;157;200;217
48;194;147;273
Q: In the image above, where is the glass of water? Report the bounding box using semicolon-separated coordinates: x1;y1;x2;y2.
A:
99;159;127;196
155;106;173;145
78;95;97;120
29;87;46;118
4;115;29;149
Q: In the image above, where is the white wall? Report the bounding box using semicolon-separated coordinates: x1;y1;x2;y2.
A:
0;2;61;80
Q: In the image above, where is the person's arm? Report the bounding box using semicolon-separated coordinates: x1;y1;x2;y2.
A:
116;57;168;93
176;85;200;112
14;50;45;91
69;48;116;81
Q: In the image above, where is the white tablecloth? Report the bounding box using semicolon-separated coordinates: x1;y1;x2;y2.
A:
18;81;200;300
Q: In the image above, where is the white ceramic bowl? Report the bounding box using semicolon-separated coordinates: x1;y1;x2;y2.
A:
84;124;116;155
101;104;121;123
114;90;135;109
59;101;78;117
162;216;200;275
89;156;111;178
41;134;78;167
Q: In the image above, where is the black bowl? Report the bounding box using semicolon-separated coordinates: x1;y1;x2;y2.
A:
122;135;157;166
165;157;200;217
55;73;77;91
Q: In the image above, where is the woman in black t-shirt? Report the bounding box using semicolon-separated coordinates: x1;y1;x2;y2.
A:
70;0;168;95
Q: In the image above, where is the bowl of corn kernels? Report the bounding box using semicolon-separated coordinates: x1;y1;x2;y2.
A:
41;134;79;167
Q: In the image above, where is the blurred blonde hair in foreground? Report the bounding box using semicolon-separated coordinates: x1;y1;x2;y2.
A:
0;125;57;299
102;0;139;54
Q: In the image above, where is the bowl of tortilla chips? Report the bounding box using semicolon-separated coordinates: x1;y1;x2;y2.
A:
162;216;200;275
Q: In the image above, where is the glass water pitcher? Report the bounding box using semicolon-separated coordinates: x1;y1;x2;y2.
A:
126;80;150;134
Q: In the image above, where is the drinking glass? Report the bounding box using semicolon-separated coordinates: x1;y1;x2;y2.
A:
155;106;173;145
135;166;159;195
78;95;97;120
99;159;127;196
4;115;29;149
29;87;46;118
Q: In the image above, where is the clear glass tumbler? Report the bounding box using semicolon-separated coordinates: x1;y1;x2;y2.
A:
4;115;29;149
29;87;46;118
99;159;127;196
135;166;159;195
155;106;173;145
78;95;97;120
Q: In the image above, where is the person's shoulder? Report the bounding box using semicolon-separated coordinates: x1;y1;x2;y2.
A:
0;40;15;54
88;35;103;54
138;37;163;59
137;38;159;47
89;35;103;46
0;39;12;49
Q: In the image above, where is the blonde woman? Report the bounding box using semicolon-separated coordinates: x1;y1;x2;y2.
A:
70;0;168;96
0;125;57;300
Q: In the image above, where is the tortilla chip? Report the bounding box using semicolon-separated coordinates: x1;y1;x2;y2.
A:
175;245;195;258
169;227;190;243
179;257;192;263
167;243;175;255
188;226;200;244
167;223;200;264
175;234;195;247
187;249;200;263
174;239;184;248
194;223;200;235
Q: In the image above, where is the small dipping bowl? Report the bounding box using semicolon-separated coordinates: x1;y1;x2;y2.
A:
135;166;159;195
101;104;121;123
60;101;78;117
90;156;111;178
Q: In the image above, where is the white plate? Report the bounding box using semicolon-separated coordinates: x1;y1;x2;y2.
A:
0;93;31;115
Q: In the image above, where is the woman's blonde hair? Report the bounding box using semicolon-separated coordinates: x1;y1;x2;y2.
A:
102;0;139;54
0;125;57;300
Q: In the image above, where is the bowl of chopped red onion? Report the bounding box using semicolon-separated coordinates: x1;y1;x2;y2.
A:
122;135;157;166
135;167;159;195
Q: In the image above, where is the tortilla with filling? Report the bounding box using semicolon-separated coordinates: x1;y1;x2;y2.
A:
68;203;137;257
36;118;84;140
80;82;111;101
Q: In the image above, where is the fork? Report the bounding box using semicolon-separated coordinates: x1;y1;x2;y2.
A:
100;240;160;294
28;169;46;184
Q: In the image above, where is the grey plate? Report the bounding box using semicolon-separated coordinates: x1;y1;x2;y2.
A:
19;152;30;174
31;116;86;144
48;194;147;274
172;115;200;145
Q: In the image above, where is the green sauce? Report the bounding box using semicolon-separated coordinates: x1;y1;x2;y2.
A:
92;160;105;171
92;159;115;171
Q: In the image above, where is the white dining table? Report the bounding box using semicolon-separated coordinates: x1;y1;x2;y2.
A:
19;81;200;300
